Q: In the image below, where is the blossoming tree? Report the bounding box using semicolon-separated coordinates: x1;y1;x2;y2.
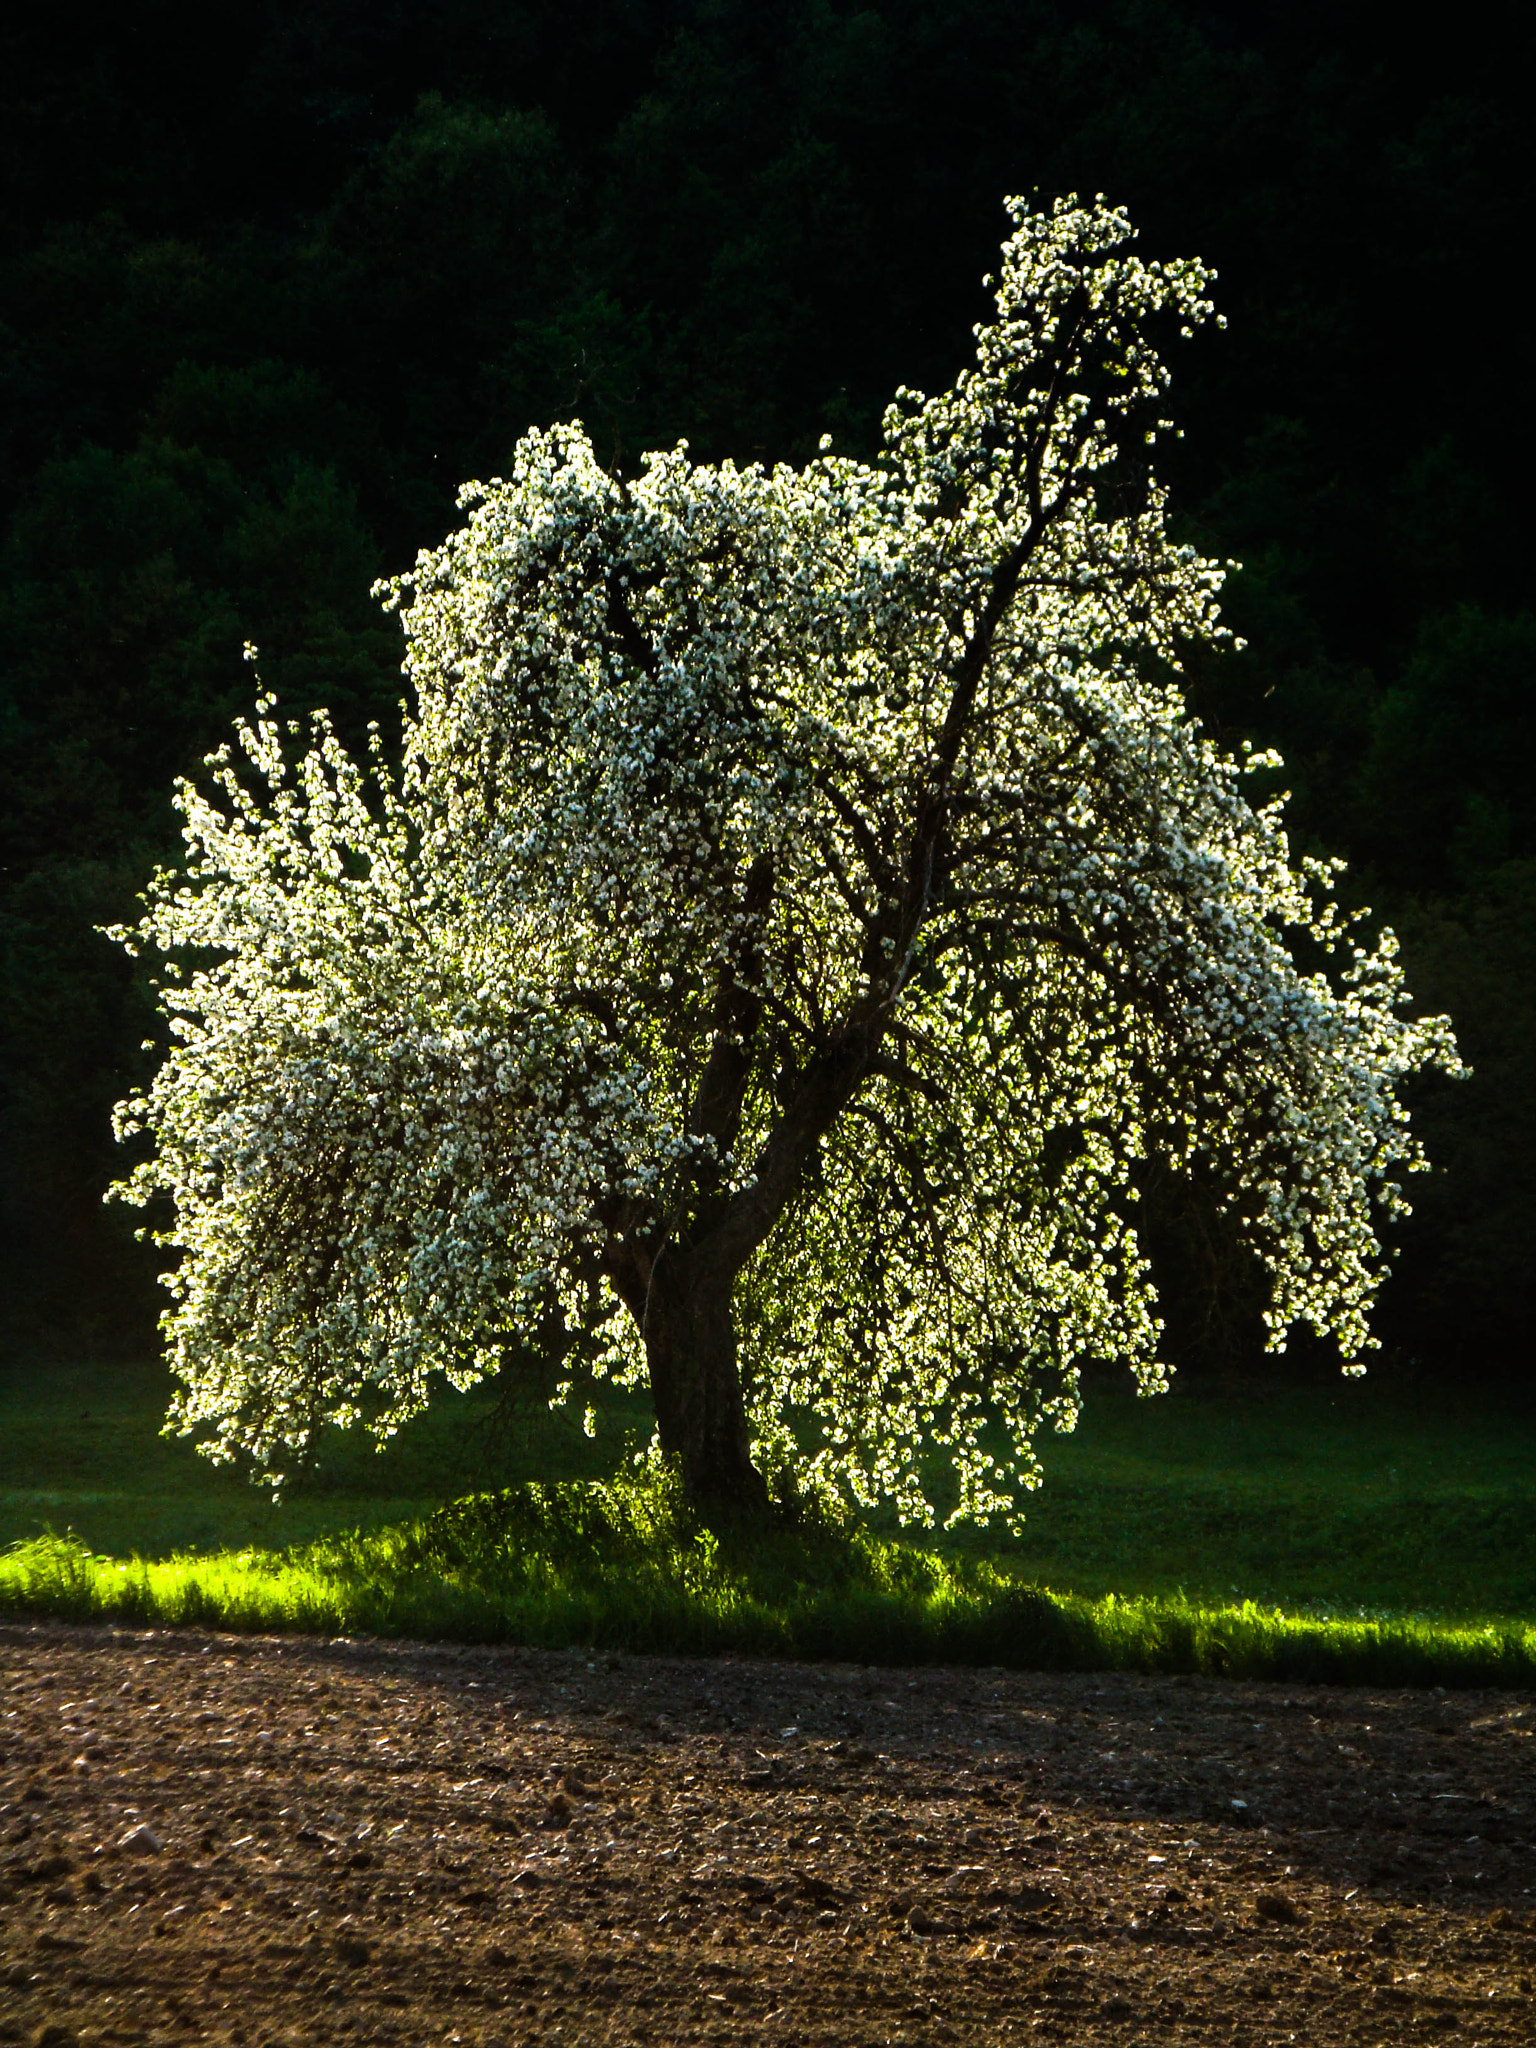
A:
111;197;1459;1522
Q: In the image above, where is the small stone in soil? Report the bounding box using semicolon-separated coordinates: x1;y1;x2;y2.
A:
1255;1890;1303;1924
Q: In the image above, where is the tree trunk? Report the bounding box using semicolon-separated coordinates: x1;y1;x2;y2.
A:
642;1252;770;1518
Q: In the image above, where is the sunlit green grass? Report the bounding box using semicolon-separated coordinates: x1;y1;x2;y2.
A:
2;1481;1533;1689
2;1359;1533;1683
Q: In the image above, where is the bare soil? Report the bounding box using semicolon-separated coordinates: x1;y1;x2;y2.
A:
2;1621;1533;2046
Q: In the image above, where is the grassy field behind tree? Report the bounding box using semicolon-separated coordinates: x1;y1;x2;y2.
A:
4;1363;1531;1685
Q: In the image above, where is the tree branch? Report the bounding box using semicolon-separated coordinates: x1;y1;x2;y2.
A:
686;853;776;1162
605;573;660;678
866;1050;946;1106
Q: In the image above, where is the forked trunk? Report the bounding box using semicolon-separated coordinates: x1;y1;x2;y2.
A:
642;1254;770;1518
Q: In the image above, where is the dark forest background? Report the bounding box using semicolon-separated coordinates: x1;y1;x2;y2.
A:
2;0;1531;1386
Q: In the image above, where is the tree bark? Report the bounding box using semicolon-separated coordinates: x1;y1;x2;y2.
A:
640;1250;770;1518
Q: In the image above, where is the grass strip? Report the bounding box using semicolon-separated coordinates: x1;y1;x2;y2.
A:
3;1481;1532;1690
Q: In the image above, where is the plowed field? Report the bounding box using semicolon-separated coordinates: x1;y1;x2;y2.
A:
2;1622;1532;2045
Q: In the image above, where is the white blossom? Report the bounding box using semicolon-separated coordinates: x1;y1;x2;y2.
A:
110;196;1461;1522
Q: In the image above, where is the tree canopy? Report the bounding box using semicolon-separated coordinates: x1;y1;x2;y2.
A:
3;1;1531;1384
111;199;1458;1519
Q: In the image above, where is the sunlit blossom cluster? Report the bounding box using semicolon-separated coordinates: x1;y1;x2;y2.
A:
111;196;1460;1521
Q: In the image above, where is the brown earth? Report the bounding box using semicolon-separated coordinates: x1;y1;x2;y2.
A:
1;1621;1533;2047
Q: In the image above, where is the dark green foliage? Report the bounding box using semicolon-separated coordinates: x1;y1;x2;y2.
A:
0;363;400;1349
1380;866;1536;1366
1;0;1532;1375
1360;610;1536;889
